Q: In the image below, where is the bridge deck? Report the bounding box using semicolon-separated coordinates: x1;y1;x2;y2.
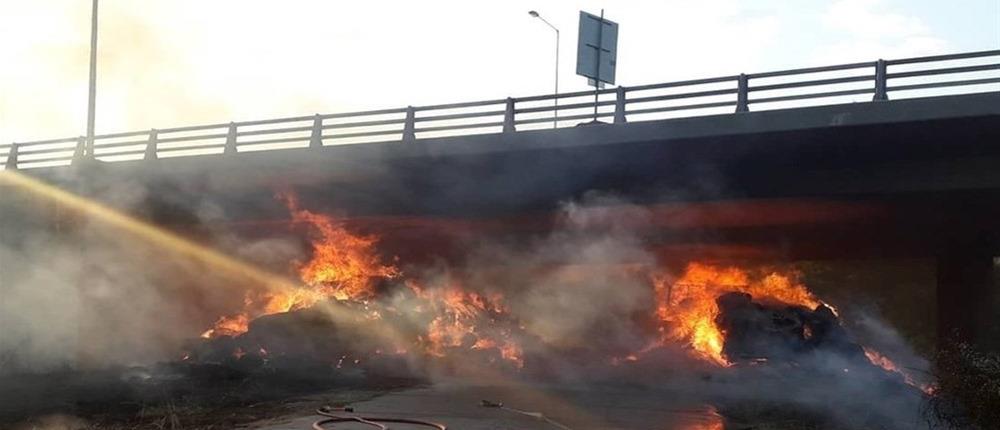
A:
3;49;999;171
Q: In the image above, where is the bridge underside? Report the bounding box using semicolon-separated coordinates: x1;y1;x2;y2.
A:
8;92;1000;350
19;93;998;254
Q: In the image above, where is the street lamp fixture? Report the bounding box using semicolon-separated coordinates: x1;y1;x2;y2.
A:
529;10;559;128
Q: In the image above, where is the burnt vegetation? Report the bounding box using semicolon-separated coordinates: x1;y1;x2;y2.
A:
0;363;417;430
926;342;1000;429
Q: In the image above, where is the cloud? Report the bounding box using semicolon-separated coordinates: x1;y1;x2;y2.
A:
825;0;931;39
2;0;983;164
815;0;949;62
0;0;784;150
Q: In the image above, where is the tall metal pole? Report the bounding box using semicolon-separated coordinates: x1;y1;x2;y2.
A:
79;0;99;368
85;0;98;158
553;28;559;128
530;11;560;128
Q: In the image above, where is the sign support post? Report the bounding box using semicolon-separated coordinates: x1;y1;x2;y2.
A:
576;10;618;124
592;9;604;122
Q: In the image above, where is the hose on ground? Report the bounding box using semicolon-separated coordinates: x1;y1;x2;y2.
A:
311;406;447;430
480;399;575;430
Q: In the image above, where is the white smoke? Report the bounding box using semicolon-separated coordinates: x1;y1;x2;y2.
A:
0;177;935;429
0;171;303;373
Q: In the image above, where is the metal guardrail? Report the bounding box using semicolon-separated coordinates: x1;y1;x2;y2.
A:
3;50;999;170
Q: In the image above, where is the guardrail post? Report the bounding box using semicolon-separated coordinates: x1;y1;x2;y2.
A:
735;74;750;113
5;143;18;170
503;98;516;133
71;137;86;164
614;86;628;124
144;129;158;161
402;106;416;143
873;59;889;101
224;122;238;155
309;114;323;148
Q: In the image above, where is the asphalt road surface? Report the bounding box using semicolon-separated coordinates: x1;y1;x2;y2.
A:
252;380;722;430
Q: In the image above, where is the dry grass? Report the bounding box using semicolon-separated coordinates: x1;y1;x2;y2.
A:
1;365;418;430
12;389;397;430
925;342;1000;429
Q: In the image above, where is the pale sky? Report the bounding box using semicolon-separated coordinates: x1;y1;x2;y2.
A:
0;0;997;148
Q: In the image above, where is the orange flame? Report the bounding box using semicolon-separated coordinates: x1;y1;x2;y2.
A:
201;314;249;338
284;193;400;301
863;347;934;394
195;195;920;383
200;193;398;339
653;262;823;365
199;195;523;368
408;280;524;368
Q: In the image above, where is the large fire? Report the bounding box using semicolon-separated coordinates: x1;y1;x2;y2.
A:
195;196;925;393
650;263;927;394
201;193;398;338
286;193;400;301
200;193;524;367
407;280;524;367
652;262;825;366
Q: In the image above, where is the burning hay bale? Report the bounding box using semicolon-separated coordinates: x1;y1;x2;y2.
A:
167;196;936;429
709;292;932;430
714;291;868;366
186;301;417;377
185;289;534;379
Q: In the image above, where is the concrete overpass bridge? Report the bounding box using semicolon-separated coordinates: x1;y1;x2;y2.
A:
2;49;1000;349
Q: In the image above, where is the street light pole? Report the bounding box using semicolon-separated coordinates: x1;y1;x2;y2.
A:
529;11;559;128
85;0;98;159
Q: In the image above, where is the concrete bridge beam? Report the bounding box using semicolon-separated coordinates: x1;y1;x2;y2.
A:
937;237;999;352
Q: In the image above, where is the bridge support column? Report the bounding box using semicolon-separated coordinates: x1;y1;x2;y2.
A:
143;129;158;161
873;59;889;101
71;137;86;163
937;238;999;352
503;98;516;133
309;114;323;148
735;74;749;113
614;86;627;124
224;122;238;155
5;143;18;170
402;106;416;143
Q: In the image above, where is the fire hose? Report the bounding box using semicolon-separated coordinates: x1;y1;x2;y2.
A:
310;401;573;429
312;406;447;430
480;400;575;430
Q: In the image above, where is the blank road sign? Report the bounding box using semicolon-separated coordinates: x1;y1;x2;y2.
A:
576;11;618;85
